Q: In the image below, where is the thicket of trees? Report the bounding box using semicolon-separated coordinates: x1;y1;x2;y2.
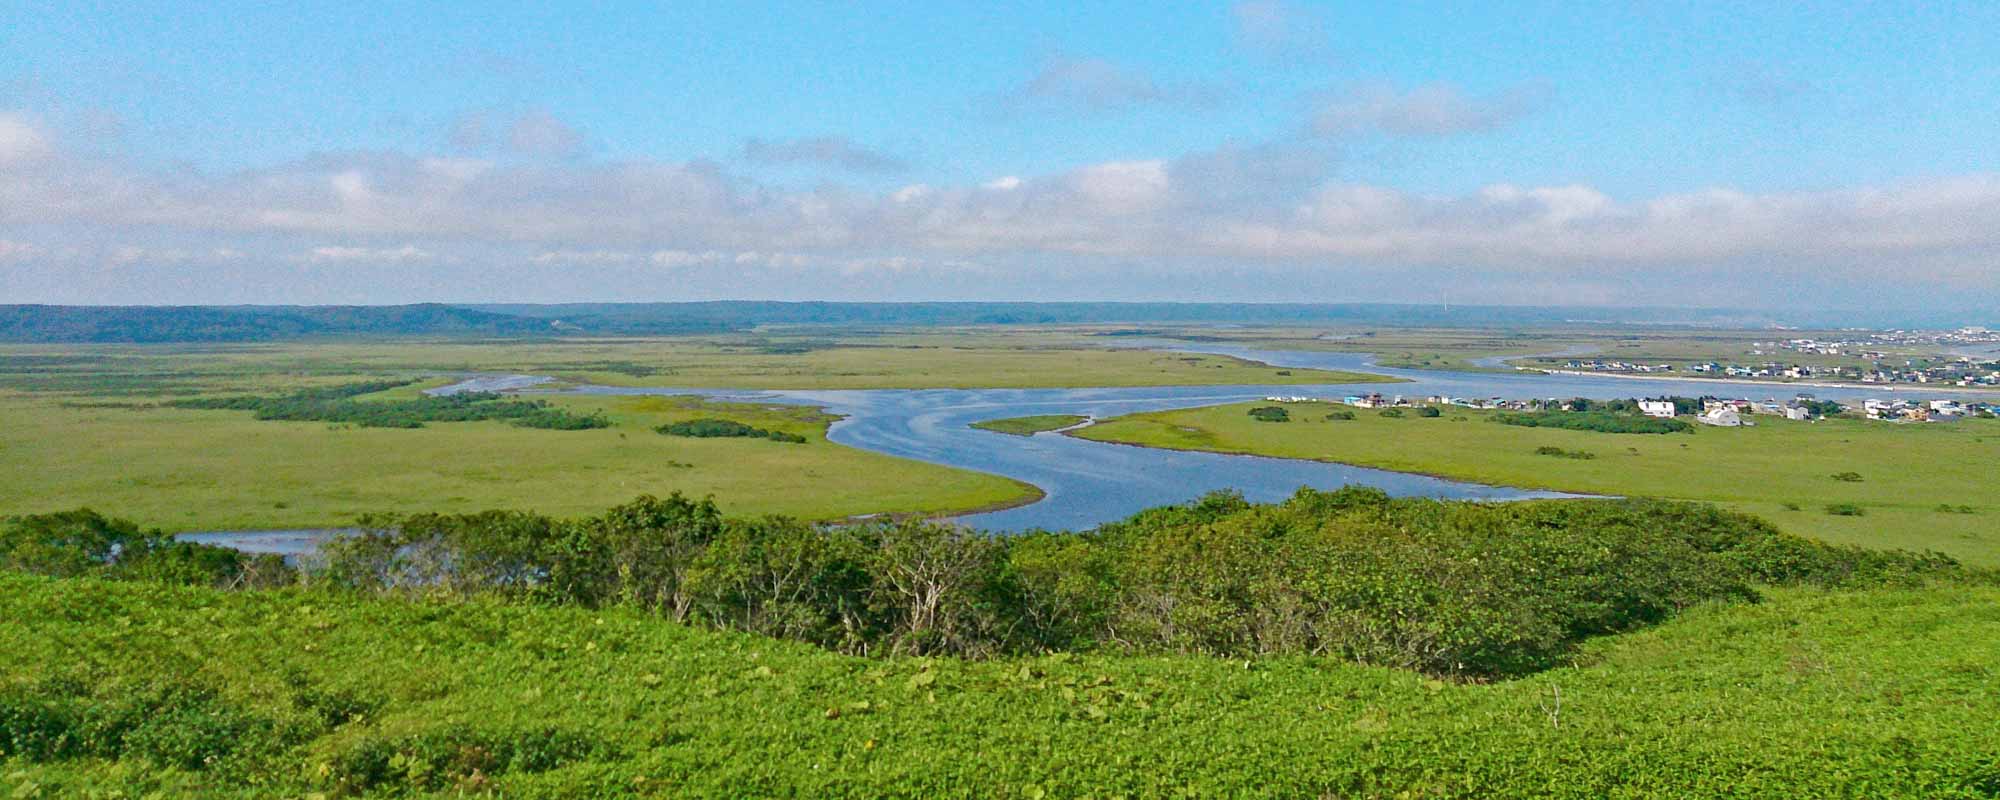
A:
9;490;1960;679
169;382;609;430
656;418;806;443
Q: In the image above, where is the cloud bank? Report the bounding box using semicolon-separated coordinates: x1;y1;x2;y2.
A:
1;111;1997;306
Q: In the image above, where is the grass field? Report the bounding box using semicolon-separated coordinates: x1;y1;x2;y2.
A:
0;390;1036;532
3;572;1995;798
967;414;1088;436
1077;402;2000;565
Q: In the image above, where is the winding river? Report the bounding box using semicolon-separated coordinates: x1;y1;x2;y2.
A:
185;342;1996;553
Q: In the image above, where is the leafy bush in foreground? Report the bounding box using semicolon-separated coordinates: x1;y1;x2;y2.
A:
0;508;288;587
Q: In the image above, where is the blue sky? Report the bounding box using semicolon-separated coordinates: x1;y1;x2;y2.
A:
3;1;1998;314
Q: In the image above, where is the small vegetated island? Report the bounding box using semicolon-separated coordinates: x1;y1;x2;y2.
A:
969;414;1089;436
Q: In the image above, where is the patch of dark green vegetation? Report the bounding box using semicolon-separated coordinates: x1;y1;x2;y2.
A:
1324;410;1356;421
1535;446;1598;460
1493;410;1694;434
656;418;807;443
1826;503;1868;517
9;490;1956;681
1246;406;1290;422
1832;471;1865;483
1378;408;1405;418
168;381;609;430
1936;504;1979;515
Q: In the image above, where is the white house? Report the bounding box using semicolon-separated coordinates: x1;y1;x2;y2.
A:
1638;400;1677;418
1699;407;1743;427
1783;405;1813;421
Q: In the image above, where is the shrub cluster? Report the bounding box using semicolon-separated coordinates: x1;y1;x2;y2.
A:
306;491;1962;678
1493;410;1693;434
1246;406;1289;422
0;509;289;588
656;417;807;442
170;381;609;430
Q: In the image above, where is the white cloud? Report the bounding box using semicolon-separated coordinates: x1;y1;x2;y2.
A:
446;110;584;158
1312;82;1549;137
2;116;1999;305
0;113;54;166
305;245;435;264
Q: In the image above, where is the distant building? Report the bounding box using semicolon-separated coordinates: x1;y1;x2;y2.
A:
1638;400;1677;418
1698;407;1743;427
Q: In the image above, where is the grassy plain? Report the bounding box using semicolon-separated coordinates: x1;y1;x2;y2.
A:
4;572;1996;797
0;390;1035;532
0;330;1402;531
0;330;1394;395
1077;402;2000;565
967;414;1088;436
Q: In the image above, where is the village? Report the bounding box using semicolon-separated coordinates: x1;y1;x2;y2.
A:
1261;391;2000;425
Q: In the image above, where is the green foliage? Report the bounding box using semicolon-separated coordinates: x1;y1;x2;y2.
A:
0;508;288;587
656;417;807;443
1377;408;1405;418
1493;410;1694;434
1936;504;1979;515
302;492;1963;680
1323;410;1355;421
1826;503;1868;517
1415;405;1442;418
1832;471;1865;482
1535;446;1597;460
1246;406;1289;422
169;381;610;430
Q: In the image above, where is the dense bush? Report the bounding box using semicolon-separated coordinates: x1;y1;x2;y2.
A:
304;491;1964;679
1245;406;1289;422
1415;406;1442;417
1827;503;1867;516
0;509;289;588
1493;410;1694;434
1324;410;1355;421
1535;446;1597;459
656;417;807;442
170;381;609;430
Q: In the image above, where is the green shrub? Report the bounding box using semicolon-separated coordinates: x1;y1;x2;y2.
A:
1323;410;1355;421
1378;408;1404;418
1826;503;1867;517
1246;406;1289;422
1415;406;1442;418
1831;471;1864;482
1534;446;1597;460
657;418;806;442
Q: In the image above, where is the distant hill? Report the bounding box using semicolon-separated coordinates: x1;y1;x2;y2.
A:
1;301;1975;343
0;304;564;343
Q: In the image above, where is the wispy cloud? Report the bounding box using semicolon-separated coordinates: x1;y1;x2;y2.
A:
1311;81;1549;137
741;136;907;173
447;109;585;158
1232;0;1330;61
995;55;1228;115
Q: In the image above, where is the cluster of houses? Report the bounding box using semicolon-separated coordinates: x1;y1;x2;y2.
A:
1555;357;2000;386
1558;359;1677;374
1858;398;1993;422
1261;392;2000;426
